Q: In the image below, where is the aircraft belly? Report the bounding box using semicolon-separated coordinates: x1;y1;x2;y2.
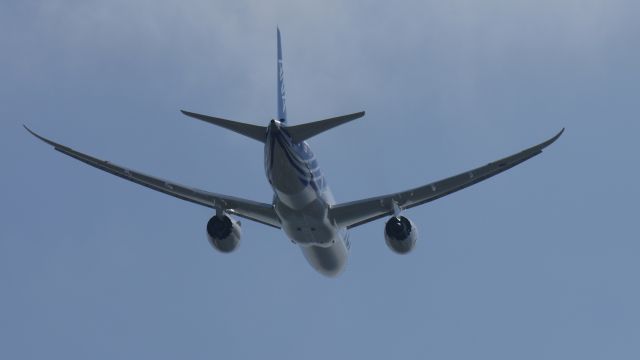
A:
274;186;316;209
275;198;335;245
300;239;348;277
265;122;349;276
267;137;317;209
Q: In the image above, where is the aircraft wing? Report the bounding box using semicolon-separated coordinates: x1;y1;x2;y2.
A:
329;129;564;229
24;126;281;229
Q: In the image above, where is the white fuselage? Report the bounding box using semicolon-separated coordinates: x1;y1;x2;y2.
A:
264;120;349;276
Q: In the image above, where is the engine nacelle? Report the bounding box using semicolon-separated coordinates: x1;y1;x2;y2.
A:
206;214;242;253
384;216;417;254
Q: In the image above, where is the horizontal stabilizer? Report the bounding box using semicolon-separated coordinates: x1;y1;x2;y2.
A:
286;111;365;143
181;110;267;143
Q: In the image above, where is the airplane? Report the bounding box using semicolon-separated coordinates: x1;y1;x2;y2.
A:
25;28;563;277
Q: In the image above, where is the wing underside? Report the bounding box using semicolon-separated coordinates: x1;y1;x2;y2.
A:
24;126;281;229
329;129;564;229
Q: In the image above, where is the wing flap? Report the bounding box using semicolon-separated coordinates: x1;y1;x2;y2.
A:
329;128;564;229
24;125;281;228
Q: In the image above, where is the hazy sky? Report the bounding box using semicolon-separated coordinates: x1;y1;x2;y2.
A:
2;1;639;359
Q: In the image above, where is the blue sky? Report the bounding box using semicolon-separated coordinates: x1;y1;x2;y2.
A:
2;0;639;359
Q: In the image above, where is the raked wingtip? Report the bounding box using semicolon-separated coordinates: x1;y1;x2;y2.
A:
540;127;565;149
23;124;40;139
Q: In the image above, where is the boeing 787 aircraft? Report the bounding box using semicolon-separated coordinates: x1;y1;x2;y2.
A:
26;29;563;276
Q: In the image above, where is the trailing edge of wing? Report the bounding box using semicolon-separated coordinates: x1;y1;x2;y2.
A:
329;128;564;229
24;125;281;229
286;111;365;143
181;110;267;143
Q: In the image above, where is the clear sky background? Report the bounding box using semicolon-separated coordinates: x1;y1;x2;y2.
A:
1;0;639;359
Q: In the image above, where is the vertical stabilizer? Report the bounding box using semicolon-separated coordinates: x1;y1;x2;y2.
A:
277;27;287;123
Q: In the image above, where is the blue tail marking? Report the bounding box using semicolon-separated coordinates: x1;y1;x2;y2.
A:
277;27;287;123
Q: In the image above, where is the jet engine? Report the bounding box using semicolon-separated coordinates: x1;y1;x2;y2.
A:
206;214;242;253
384;216;417;254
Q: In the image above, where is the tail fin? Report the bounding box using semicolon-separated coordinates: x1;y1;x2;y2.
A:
277;27;287;123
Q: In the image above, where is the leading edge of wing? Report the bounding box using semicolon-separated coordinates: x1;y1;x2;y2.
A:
329;128;564;229
24;125;281;229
